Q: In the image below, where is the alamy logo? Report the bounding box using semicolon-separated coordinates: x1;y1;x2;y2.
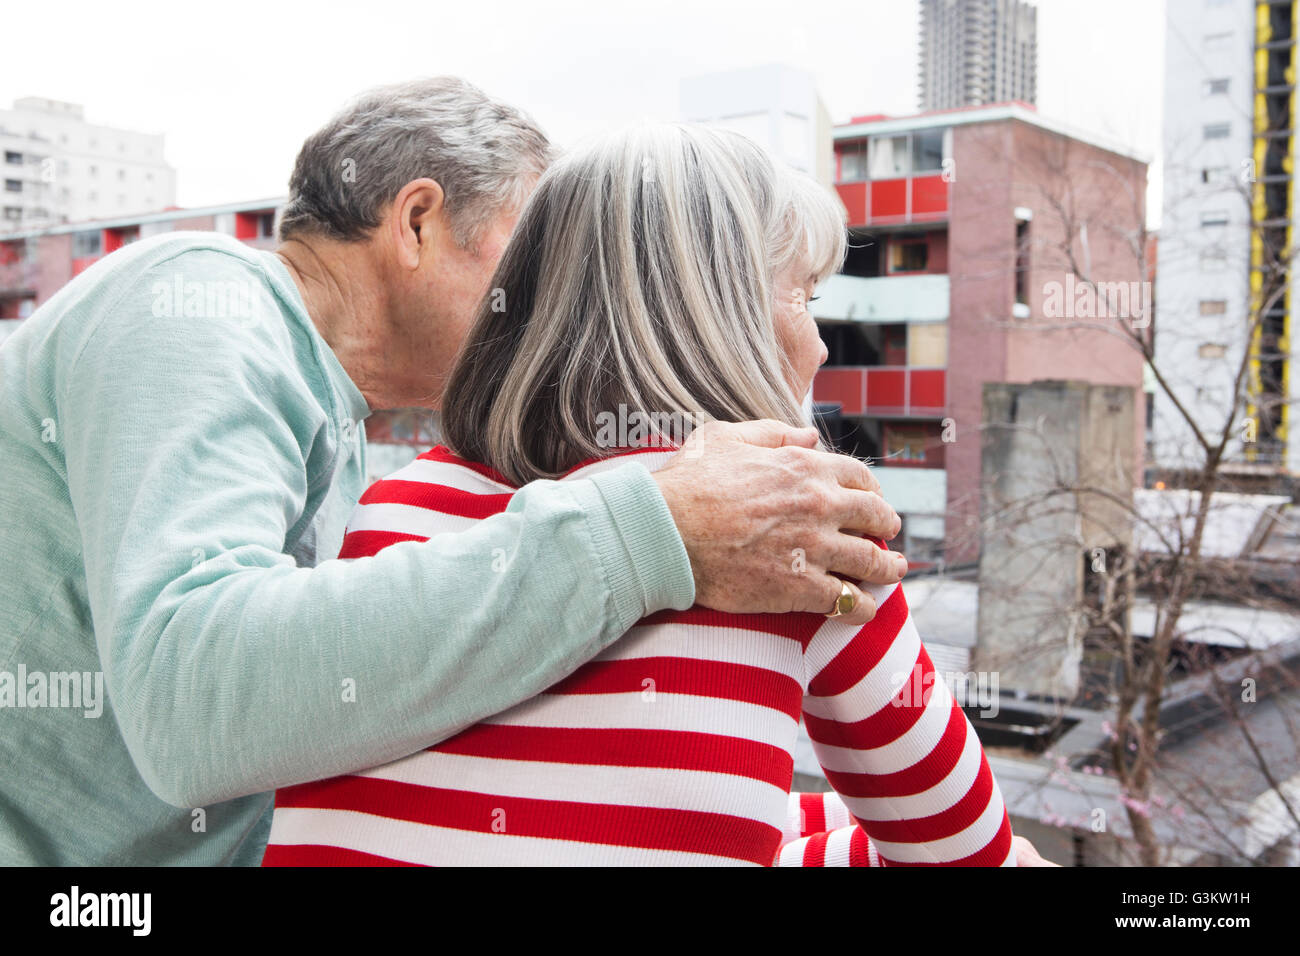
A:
0;666;103;718
1042;273;1150;328
50;886;151;936
594;404;705;449
150;273;261;323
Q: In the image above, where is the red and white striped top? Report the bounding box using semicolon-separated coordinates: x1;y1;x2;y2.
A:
264;446;1016;867
776;790;882;866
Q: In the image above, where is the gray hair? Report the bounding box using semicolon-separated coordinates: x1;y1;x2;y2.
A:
278;76;553;248
441;123;847;485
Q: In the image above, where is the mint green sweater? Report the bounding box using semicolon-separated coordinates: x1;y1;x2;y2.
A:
0;232;695;865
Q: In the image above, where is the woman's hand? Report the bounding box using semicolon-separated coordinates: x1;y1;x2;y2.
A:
1013;835;1061;866
652;419;906;626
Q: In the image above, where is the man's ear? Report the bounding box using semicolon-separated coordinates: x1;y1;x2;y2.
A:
388;178;446;271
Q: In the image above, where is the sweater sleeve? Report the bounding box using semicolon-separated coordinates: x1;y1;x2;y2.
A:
774;791;882;866
776;826;882;867
57;259;695;809
801;579;1016;866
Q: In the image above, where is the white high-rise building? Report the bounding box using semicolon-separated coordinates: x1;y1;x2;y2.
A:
0;97;177;233
918;0;1037;112
1154;0;1298;477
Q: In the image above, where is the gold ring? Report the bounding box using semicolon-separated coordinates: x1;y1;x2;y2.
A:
826;580;856;618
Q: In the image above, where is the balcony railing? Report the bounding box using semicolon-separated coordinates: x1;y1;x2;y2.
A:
872;466;948;518
813;365;946;418
0;260;39;294
811;273;949;323
833;173;949;226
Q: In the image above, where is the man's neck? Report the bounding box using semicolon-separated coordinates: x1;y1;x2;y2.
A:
274;237;428;412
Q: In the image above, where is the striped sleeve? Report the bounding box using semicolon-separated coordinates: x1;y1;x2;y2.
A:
779;789;856;845
775;790;882;867
776;826;881;867
801;579;1016;867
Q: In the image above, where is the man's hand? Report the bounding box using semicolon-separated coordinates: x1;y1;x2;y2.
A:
652;419;906;626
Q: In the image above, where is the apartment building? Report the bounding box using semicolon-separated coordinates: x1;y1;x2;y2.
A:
918;0;1038;111
0;97;176;234
1154;0;1298;480
813;102;1148;563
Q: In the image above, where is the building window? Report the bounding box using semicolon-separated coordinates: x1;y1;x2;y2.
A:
1204;78;1230;95
1203;123;1231;140
884;424;939;463
117;169;126;181
72;230;102;257
1200;210;1229;227
869;135;910;179
1199;299;1228;315
4;151;21;165
889;240;928;272
1203;32;1232;52
908;321;948;366
839;141;868;182
2;207;21;221
1198;342;1228;358
882;324;908;365
3;180;21;193
910;128;946;173
1201;166;1230;184
1015;218;1031;306
1200;248;1228;271
88;165;98;177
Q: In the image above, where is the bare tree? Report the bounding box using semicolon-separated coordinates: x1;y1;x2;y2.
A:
956;129;1299;865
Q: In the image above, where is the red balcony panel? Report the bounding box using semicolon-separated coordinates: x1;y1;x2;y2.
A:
813;367;866;416
866;368;906;412
910;174;948;218
104;226;140;255
869;179;907;221
234;213;259;240
834;182;868;226
71;256;101;277
909;369;946;412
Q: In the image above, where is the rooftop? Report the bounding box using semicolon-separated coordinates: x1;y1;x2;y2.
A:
833;100;1150;165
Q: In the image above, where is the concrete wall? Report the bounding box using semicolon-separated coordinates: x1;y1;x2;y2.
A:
974;380;1136;699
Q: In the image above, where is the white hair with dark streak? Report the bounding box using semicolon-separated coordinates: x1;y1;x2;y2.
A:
442;122;847;485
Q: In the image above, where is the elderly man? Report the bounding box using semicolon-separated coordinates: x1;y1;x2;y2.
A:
0;77;906;865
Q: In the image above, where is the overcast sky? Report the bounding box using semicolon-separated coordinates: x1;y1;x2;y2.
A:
3;0;1166;218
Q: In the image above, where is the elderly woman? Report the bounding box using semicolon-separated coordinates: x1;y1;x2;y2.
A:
263;124;1017;866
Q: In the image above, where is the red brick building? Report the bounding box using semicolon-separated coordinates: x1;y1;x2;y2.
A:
812;102;1149;563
